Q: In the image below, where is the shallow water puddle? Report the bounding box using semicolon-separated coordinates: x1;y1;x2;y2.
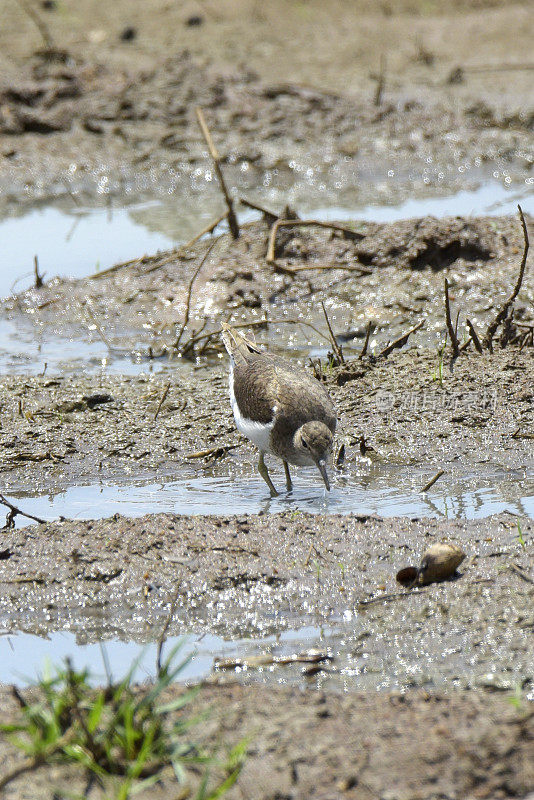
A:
0;627;326;688
0;317;196;376
7;465;533;525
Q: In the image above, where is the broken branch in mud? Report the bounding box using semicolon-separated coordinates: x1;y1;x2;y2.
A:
421;470;445;493
15;0;54;51
275;262;373;276
33;255;44;289
266;218;364;265
154;382;171;421
358;587;428;607
195;106;239;239
377;320;424;358
466;318;483;353
483;205;529;352
359;321;374;359
321;301;345;365
373;53;387;106
444;278;460;358
186;444;239;461
0;493;46;527
240;197;279;224
173;238;221;351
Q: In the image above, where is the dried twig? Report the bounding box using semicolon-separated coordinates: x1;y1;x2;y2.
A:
0;493;46;526
266;219;364;265
196;107;239;239
173;238;220;350
509;563;534;585
444;278;460;358
33;255;44;289
483;205;529;352
359;321;374;359
154;383;171;421
15;0;54;50
186;444;239;460
373;53;387;106
240;197;279;224
321;301;345;365
275;262;372;276
358;587;428;607
466;319;483;353
421;470;445;493
377;320;424;358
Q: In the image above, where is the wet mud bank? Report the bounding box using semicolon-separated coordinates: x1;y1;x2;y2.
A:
1;511;532;695
0;346;532;494
2;213;533;358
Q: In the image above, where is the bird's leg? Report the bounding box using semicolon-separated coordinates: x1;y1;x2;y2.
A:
283;460;293;492
258;452;278;496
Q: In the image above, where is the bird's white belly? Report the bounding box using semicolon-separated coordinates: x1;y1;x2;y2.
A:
229;364;274;453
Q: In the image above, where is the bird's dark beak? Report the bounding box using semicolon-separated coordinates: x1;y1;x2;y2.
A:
317;459;330;491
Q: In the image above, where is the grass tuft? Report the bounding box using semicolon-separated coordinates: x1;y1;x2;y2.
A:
0;644;245;799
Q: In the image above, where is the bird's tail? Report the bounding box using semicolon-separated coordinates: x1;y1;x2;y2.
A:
221;323;262;365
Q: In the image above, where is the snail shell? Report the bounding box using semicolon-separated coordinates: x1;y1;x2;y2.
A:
418;542;466;584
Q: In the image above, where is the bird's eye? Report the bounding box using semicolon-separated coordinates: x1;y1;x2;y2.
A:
302;439;308;449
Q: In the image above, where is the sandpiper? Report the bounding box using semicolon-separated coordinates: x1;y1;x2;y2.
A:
221;324;337;496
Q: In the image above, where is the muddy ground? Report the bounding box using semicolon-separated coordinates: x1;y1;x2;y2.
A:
1;0;534;797
1;510;533;693
0;682;533;800
2;212;533;359
0;347;532;493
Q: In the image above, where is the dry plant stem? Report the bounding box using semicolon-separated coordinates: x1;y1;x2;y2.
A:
466;319;483;353
421;470;446;493
88;212;227;281
195;107;239;239
276;262;372;275
444;278;460;357
459;336;472;353
186;444;239;459
377;320;424;358
266;219;364;264
240;197;279;224
33;255;44;289
358;588;427;607
15;0;54;50
0;493;46;525
321;301;345;364
483;204;529;351
174;238;221;350
359;321;374;359
154;383;171;421
374;53;386;106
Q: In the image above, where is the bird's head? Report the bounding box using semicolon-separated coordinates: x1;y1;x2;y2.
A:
294;421;334;490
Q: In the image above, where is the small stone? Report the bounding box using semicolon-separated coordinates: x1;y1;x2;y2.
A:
120;26;137;42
